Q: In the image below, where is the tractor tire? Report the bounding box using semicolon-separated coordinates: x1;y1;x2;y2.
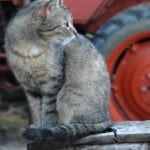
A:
92;3;150;121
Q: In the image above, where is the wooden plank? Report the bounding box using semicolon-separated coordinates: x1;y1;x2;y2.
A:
28;143;150;150
114;120;150;143
26;121;150;150
77;120;150;144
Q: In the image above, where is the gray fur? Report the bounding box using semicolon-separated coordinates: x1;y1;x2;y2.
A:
5;0;111;141
4;0;76;128
22;33;112;145
57;34;110;124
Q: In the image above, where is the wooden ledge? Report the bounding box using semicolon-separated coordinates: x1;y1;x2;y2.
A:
27;121;150;150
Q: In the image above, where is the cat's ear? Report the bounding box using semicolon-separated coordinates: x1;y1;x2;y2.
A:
49;0;63;8
37;2;50;19
37;1;60;19
59;0;64;6
53;0;63;7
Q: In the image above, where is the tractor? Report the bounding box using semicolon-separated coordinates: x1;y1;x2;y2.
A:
0;0;150;122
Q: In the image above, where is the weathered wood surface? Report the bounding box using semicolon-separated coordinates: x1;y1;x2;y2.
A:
28;143;150;150
77;120;150;144
27;121;150;150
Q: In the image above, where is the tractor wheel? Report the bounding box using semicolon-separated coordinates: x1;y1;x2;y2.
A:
93;3;150;121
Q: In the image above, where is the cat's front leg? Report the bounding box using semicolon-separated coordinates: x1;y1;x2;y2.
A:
26;93;42;128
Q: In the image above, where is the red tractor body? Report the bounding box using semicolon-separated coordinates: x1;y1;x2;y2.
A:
64;0;150;31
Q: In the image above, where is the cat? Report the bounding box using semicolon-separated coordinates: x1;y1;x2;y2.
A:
22;34;111;144
4;0;76;128
5;0;112;143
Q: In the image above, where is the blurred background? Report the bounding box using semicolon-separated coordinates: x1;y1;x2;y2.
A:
0;2;28;150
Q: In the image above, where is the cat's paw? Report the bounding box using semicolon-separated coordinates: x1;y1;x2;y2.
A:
21;127;40;141
21;127;55;142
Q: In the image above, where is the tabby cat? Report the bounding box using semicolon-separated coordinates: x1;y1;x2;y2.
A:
22;34;111;143
5;0;111;142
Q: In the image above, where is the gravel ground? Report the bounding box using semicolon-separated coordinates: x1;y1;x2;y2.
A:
0;100;29;150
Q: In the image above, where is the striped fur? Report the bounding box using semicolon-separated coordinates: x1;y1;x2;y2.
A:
4;0;76;128
5;0;111;143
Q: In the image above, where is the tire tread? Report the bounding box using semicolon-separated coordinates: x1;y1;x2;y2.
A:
93;3;150;53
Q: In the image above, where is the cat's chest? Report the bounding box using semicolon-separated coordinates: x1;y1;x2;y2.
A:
7;41;64;89
8;46;51;86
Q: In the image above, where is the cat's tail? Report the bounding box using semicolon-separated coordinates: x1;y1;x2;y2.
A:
22;122;112;142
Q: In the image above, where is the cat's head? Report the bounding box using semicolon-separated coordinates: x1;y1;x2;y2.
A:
36;0;77;39
14;0;76;40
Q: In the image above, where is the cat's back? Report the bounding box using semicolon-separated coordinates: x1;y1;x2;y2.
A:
64;34;98;59
64;34;109;85
57;34;110;123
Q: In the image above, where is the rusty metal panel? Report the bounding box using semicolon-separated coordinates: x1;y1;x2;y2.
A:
64;0;107;24
81;0;150;32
